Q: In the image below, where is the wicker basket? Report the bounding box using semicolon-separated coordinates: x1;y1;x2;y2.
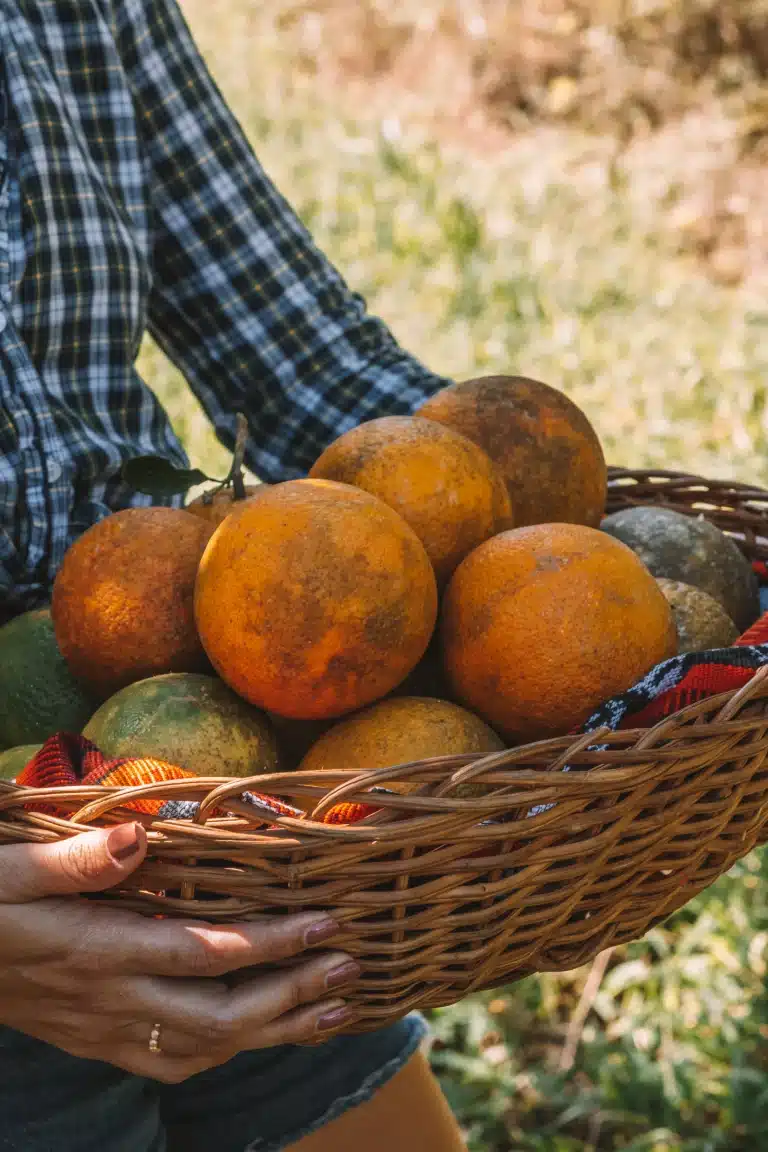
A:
2;468;768;1035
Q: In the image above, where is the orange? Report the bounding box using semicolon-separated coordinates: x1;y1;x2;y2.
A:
420;375;607;528
441;523;677;741
51;508;214;698
309;416;512;586
298;695;505;798
194;479;438;720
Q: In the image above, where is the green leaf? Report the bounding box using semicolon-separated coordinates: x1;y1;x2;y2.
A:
121;456;214;497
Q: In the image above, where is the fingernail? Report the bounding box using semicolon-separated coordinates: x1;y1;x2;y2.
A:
304;918;341;947
325;961;361;990
107;823;142;862
317;1005;352;1031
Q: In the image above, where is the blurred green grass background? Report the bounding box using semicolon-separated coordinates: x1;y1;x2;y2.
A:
139;2;768;1147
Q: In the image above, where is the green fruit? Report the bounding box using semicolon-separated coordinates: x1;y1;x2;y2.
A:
0;744;43;781
656;579;739;654
0;609;95;749
83;672;279;778
601;507;759;632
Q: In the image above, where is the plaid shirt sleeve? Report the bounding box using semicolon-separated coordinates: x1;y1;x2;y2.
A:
113;0;450;481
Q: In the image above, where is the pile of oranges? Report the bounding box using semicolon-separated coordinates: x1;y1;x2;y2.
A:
49;375;677;786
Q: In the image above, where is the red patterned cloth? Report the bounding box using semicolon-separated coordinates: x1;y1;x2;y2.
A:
16;732;197;817
14;733;364;825
579;615;768;735
734;609;768;648
319;799;380;824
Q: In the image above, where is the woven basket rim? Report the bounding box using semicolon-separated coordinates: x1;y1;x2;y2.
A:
3;659;767;845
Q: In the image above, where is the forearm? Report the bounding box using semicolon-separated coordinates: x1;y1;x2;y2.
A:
147;296;448;481
115;0;447;479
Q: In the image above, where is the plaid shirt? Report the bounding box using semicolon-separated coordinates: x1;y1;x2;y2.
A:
0;0;447;615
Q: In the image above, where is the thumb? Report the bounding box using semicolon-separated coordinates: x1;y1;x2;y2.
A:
0;822;148;902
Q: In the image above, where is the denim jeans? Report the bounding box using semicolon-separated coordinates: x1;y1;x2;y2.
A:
0;1014;427;1151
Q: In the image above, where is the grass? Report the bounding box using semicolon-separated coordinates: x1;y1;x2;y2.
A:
143;1;768;488
137;2;768;1147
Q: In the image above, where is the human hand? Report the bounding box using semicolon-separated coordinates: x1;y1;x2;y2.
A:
0;823;357;1082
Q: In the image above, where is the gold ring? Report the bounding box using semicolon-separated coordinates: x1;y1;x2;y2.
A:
148;1023;162;1054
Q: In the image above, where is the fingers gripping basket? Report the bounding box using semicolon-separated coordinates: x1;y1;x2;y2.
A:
2;468;768;1035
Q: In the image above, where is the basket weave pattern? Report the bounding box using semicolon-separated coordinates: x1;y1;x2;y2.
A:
2;469;768;1034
